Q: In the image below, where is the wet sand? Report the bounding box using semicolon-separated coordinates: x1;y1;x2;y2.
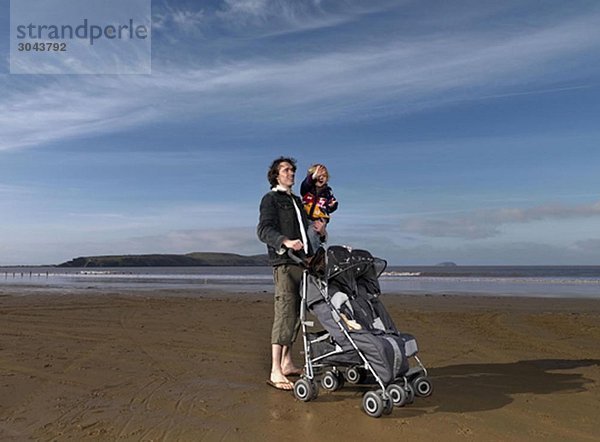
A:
0;289;599;441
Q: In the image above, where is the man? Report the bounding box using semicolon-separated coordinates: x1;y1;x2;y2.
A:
257;157;326;390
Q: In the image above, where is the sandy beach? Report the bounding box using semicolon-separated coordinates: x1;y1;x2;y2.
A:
0;289;599;441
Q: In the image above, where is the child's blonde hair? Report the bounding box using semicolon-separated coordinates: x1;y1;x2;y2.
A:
308;163;329;179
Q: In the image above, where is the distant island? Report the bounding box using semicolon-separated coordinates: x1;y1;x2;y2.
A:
436;261;458;267
58;252;269;268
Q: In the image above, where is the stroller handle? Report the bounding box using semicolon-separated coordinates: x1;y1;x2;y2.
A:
287;248;308;267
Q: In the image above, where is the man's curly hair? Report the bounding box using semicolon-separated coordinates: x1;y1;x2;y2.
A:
267;157;297;187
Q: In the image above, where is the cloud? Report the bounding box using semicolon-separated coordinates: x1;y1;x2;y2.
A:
150;0;395;39
59;201;258;233
488;202;600;222
0;78;161;150
378;240;599;266
1;7;599;151
153;5;205;32
29;227;262;264
574;238;600;252
402;218;500;240
171;10;204;28
124;227;261;255
215;0;395;35
400;200;600;239
307;220;600;264
221;0;270;18
0;183;35;194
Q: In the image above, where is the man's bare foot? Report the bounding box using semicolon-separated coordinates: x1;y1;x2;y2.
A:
270;371;292;384
266;379;293;391
281;365;303;376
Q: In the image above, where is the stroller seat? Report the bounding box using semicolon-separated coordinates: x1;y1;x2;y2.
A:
293;245;432;417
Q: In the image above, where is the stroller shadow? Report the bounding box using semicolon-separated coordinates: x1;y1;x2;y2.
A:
427;358;600;413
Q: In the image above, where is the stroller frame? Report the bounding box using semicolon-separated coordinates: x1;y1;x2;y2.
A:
290;250;398;417
299;271;389;390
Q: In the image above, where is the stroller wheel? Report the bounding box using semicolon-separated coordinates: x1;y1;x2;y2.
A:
321;371;341;392
294;378;316;402
412;376;433;398
311;380;320;400
362;391;384;418
386;383;407;407
380;392;393;415
345;366;366;384
404;383;415;405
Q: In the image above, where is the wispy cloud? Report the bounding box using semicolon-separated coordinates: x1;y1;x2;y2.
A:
151;0;394;39
0;79;161;150
468;84;594;102
153;5;205;32
0;183;35;194
1;7;599;151
11;227;261;264
574;238;600;252
376;240;600;266
123;227;261;255
0;204;263;264
221;0;270;18
215;0;398;36
400;200;600;239
61;202;257;232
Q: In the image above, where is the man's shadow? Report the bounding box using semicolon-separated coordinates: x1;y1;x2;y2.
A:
426;358;599;413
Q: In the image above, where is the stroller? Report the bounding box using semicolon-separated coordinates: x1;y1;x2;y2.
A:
290;245;432;418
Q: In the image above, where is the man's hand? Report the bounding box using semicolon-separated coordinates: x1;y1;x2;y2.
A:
282;238;304;251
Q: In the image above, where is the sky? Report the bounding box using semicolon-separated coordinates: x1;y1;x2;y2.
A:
1;0;600;265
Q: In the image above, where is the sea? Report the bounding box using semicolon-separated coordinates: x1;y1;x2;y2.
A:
1;265;600;299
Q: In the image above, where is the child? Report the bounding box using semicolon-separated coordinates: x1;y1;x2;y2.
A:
301;164;338;252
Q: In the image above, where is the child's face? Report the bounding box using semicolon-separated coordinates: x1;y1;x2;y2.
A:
315;166;328;188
